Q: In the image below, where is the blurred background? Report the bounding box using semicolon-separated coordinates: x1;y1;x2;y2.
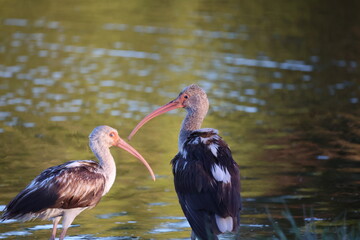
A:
0;0;359;239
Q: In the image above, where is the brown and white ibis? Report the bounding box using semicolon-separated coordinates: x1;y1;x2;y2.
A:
1;125;155;240
128;84;241;240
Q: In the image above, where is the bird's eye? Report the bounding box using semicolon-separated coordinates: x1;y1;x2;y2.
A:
184;95;189;99
109;132;115;137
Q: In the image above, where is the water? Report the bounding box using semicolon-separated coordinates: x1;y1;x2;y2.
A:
0;0;360;239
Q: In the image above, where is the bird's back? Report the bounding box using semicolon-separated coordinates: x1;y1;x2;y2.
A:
171;128;241;239
1;160;106;221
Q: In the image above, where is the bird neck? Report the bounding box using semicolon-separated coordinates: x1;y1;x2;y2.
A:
178;108;207;150
90;141;117;194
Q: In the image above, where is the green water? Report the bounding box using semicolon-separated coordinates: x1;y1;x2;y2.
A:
0;0;359;239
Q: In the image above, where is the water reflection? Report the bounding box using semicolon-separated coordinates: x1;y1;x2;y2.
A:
1;0;360;239
149;216;189;235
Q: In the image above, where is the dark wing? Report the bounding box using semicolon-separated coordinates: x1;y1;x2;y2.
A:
2;160;106;220
171;129;241;239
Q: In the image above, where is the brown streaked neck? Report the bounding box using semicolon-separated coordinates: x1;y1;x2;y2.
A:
178;106;208;150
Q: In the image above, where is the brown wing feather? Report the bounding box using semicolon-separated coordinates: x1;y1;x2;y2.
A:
51;161;106;209
1;160;106;220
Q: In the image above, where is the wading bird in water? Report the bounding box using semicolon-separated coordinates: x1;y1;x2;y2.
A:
1;125;155;240
129;85;241;240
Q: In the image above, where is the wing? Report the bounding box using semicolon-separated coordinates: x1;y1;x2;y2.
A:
171;129;241;239
2;160;106;220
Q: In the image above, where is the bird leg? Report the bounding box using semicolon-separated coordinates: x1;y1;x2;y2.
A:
49;216;61;240
59;208;85;240
59;228;68;240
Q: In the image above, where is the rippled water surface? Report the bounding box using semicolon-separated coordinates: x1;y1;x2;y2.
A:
1;1;360;239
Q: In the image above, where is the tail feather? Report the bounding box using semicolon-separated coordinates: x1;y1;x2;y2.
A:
184;208;218;240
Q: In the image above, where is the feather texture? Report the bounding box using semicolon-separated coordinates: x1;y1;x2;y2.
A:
171;128;241;240
2;160;105;221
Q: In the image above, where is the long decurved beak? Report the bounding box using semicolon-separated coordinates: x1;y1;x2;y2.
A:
116;137;156;181
128;99;183;140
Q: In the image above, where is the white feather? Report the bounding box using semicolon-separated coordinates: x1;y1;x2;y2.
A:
211;164;231;183
174;161;179;173
183;161;188;170
208;143;219;157
190;137;200;145
180;147;188;159
215;215;233;233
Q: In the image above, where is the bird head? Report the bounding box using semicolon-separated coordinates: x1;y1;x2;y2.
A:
176;84;209;113
128;84;209;140
89;125;120;148
89;125;156;181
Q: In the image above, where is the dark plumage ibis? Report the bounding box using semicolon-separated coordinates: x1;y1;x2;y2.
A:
1;125;155;240
128;84;241;240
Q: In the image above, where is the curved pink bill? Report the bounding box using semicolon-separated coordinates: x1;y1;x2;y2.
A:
116;138;156;181
128;100;183;140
